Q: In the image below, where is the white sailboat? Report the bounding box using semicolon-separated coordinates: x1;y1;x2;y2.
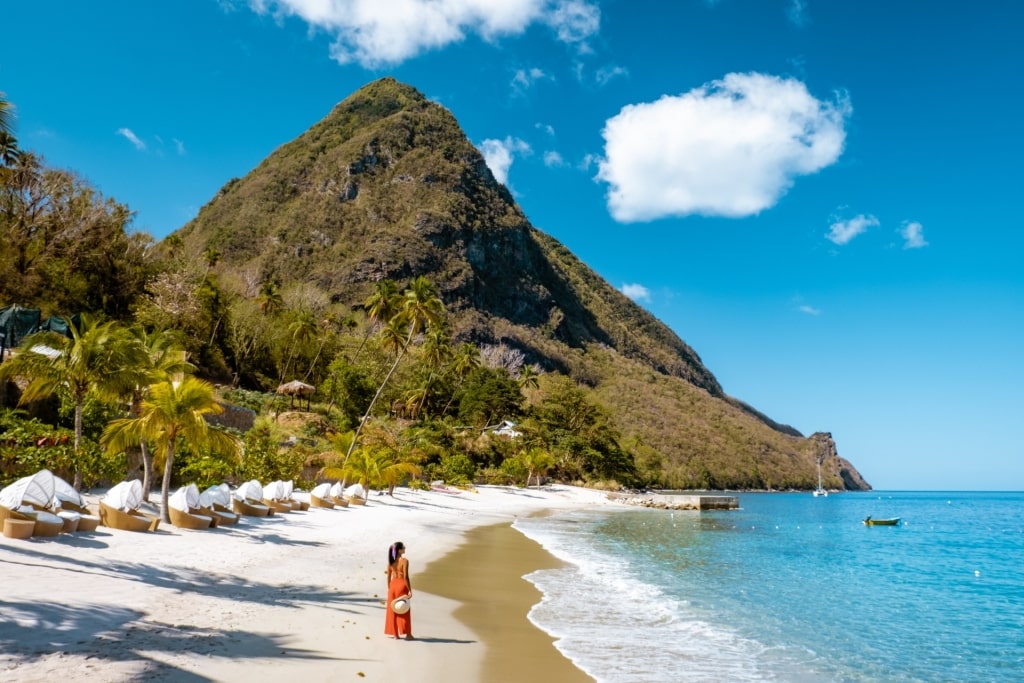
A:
813;457;828;497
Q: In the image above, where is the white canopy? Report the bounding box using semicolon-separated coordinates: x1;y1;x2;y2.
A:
329;482;344;499
203;483;231;507
263;481;285;501
103;480;144;512
311;483;332;498
344;483;366;500
0;469;56;509
235;480;263;502
282;480;294;498
52;474;84;508
169;484;200;512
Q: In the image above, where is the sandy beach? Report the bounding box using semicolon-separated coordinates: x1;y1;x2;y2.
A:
0;484;612;682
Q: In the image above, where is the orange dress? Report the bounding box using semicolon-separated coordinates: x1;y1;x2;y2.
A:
384;560;412;637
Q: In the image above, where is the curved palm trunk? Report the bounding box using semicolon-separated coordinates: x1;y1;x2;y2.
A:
160;440;175;523
341;337;411;485
72;401;84;491
140;440;154;502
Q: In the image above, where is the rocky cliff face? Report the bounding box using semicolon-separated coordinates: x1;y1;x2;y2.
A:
173;77;870;491
810;432;871;491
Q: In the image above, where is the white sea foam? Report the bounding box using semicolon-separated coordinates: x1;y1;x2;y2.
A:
515;512;778;683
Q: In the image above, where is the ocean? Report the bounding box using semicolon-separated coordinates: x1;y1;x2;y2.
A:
514;491;1024;683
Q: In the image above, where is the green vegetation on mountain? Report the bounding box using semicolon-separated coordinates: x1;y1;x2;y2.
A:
0;83;870;493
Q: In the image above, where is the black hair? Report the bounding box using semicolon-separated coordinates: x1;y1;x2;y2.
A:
388;541;405;565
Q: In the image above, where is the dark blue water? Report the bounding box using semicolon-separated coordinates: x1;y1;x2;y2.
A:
515;491;1024;682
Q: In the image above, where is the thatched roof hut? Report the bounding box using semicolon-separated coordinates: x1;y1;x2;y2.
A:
276;380;315;409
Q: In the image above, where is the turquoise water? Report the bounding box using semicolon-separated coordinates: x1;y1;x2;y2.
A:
514;491;1024;682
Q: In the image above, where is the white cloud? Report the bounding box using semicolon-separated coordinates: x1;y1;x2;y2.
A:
116;127;146;151
535;122;556;136
479;137;531;186
595;64;628;86
547;0;600;43
249;0;600;67
901;220;928;249
798;304;821;315
827;214;878;245
621;283;651;302
596;72;850;222
543;150;565;167
512;67;550;94
787;0;809;26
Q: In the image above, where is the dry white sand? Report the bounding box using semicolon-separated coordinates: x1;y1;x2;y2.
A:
0;484;614;682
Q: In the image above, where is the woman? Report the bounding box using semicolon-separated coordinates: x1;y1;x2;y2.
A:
384;541;413;639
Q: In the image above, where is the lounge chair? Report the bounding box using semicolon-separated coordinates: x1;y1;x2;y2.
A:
99;480;160;532
231;498;271;516
168;506;213;530
168;485;214;530
32;511;65;536
198;488;238;525
329;482;350;507
310;483;335;508
262;481;295;512
200;504;239;526
99;500;160;532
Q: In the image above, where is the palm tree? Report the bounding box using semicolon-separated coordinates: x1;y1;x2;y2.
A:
0;91;15;137
407;328;452;418
0;315;150;489
0;131;19;168
126;327;194;501
327;437;419;499
340;277;444;477
101;376;241;523
517;364;541;391
353;279;400;360
441;342;481;416
521;447;555;488
280;308;318;382
257;278;283;316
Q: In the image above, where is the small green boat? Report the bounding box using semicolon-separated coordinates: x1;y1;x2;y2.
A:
863;516;901;526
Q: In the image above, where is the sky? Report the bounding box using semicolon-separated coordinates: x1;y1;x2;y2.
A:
2;0;1022;490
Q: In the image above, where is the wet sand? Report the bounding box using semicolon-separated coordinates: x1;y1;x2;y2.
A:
418;521;593;682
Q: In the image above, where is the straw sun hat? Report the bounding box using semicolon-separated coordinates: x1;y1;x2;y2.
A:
391;597;411;615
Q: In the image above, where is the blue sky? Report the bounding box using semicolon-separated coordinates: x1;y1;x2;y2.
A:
2;1;1022;490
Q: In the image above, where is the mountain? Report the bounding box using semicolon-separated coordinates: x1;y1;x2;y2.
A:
174;77;870;491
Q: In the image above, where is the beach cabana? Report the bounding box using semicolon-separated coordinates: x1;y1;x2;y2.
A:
0;469;65;537
329;481;350;507
310;483;335;508
52;474;87;511
262;480;294;512
276;379;315;410
344;482;367;505
51;474;100;530
232;480;272;517
0;468;57;510
199;487;239;526
168;485;214;530
99;480;160;532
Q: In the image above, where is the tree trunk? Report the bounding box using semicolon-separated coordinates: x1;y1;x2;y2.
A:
140;440;154;503
160;441;175;524
72;400;84;491
340;338;410;485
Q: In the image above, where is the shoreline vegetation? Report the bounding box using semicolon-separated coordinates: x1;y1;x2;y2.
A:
0;483;611;682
